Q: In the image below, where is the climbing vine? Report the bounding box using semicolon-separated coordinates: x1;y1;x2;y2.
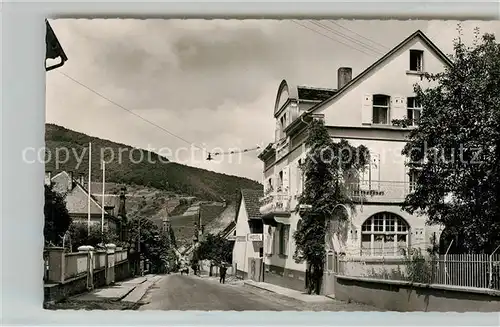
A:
293;118;370;294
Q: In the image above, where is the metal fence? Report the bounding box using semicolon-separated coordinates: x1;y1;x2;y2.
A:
336;253;500;290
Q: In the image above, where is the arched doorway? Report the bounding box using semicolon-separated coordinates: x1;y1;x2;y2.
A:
360;212;410;256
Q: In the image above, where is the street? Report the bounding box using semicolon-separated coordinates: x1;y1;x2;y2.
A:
139;274;380;311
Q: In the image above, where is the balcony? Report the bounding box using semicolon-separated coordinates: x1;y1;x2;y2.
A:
259;193;292;219
275;138;289;160
347;181;415;203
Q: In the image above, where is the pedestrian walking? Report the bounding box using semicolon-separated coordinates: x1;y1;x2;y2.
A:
219;262;227;284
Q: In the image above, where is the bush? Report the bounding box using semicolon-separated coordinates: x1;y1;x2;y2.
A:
68;223;118;251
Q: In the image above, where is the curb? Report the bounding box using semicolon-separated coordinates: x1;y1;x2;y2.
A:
132;275;163;305
244;282;335;304
117;286;137;301
244;281;278;294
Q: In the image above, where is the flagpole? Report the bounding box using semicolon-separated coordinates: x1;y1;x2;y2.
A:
87;142;92;236
101;160;105;234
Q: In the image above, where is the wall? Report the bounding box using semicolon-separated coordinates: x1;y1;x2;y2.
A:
44;247;131;303
264;263;306;292
334;275;500;312
232;200;261;275
44;268;106;303
338;204;434;256
320;36;447;127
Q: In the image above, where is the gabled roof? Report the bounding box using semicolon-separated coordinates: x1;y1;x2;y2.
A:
50;171;117;220
297;86;337;102
220;220;236;239
235;189;263;221
308;30;453;114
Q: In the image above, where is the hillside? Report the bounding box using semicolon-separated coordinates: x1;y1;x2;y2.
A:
45;124;262;203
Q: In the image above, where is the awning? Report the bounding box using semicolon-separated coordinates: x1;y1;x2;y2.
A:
262;215;291;226
274;217;291;225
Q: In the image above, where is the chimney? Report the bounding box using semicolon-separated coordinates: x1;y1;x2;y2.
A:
337;67;353;90
79;173;84;185
67;171;74;191
44;171;52;187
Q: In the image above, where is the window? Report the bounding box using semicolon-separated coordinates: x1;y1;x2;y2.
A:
372;95;390;124
278;224;290;256
278;171;284;192
249;220;263;234
407;97;422;126
408;170;419;192
409;50;423;72
360;212;409;256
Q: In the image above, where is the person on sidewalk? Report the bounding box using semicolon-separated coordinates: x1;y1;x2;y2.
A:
219;262;227;284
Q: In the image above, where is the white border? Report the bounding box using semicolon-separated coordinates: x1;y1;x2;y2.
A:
1;0;500;326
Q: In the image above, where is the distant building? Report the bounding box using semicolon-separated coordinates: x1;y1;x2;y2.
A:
231;189;263;279
46;171;125;234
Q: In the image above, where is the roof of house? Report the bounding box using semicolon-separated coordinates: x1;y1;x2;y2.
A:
308;30;453;114
297;86;337;101
50;171;116;219
220;220;236;238
236;189;263;221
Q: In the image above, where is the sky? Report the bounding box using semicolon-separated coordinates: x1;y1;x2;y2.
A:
46;19;500;182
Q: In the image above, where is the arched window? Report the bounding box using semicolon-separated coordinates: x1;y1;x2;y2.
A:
361;212;409;256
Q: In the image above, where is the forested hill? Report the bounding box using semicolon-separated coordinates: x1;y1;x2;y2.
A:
45;124;262;202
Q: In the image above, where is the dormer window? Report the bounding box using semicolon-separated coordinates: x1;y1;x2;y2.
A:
409;50;423;72
372;94;390;125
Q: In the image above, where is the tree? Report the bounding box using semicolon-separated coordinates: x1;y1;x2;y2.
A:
293;118;370;294
193;233;232;265
68;223;118;251
44;184;72;246
169;227;177;249
125;217;176;273
400;27;500;253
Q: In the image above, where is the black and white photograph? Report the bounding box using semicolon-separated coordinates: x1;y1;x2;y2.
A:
42;18;500;312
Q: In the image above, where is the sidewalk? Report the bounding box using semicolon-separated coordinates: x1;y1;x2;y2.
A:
244;280;333;303
73;274;163;304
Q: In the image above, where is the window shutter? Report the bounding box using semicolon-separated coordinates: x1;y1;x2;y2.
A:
371;152;380;183
284;225;290;255
391;95;406;120
267;227;273;254
275;121;280;141
290;163;297;195
295;159;302;194
282;165;290;193
362;94;373;124
271;227;277;254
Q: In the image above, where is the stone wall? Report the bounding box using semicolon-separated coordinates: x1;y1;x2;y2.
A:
334;275;500;312
44;245;131;304
44;268;106;303
115;260;131;281
263;264;306;292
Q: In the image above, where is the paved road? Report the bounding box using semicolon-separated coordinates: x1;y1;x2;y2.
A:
139;274;379;311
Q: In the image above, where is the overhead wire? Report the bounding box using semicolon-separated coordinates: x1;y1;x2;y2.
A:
327;20;390;52
291;20;379;57
308;20;385;56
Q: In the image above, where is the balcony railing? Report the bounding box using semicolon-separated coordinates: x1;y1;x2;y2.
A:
347;181;415;203
259;193;292;216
